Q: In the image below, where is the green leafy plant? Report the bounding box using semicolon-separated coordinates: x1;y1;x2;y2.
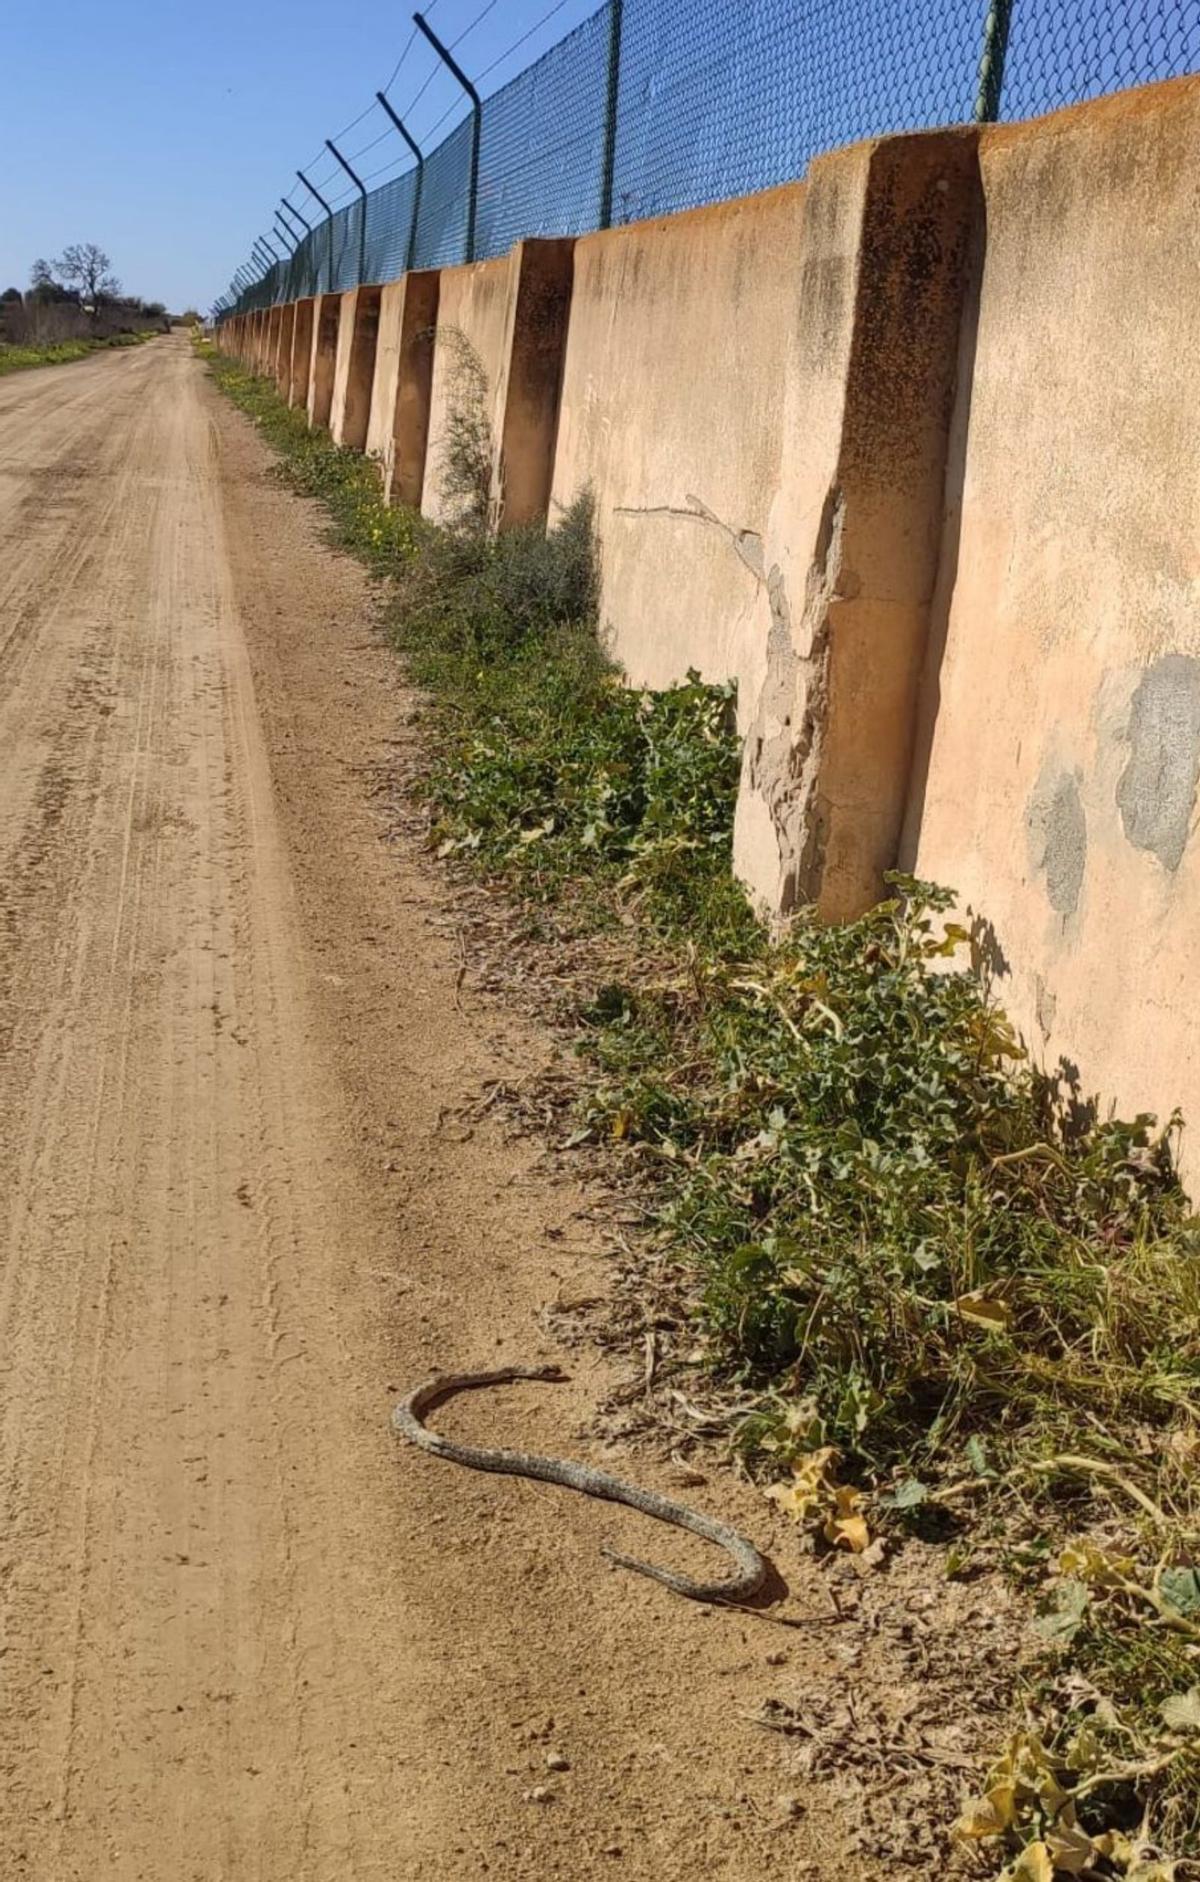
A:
586;877;1199;1472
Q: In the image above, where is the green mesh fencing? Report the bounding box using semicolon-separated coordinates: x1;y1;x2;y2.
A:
220;0;1200;318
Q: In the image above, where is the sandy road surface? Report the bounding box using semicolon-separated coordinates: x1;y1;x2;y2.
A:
0;338;847;1880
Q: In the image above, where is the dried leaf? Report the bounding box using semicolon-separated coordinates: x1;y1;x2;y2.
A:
955;1287;1012;1332
823;1485;869;1554
1045;1814;1095;1875
1001;1840;1054;1881
1093;1829;1135;1866
954;1779;1017;1841
1160;1686;1200;1733
763;1448;836;1524
1059;1540;1135;1588
1034;1580;1090;1646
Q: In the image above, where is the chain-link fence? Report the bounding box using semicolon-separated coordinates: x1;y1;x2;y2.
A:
223;0;1200;317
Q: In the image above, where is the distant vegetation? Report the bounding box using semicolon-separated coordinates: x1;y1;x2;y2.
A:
1;244;172;367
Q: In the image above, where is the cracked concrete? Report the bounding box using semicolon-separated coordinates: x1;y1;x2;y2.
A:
741;486;845;914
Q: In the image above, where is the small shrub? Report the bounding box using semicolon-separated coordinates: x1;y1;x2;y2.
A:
433;328;492;531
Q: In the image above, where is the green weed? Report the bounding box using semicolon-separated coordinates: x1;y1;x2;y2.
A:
205;351;419;571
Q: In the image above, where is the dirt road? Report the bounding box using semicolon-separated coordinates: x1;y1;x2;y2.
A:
0;337;869;1879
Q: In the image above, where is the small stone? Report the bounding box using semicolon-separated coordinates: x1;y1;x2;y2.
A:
776;1794;805;1820
601;1845;623;1859
765;1649;788;1666
545;1752;570;1772
526;1785;554;1804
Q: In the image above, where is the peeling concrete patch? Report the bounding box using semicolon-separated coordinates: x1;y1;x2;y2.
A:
739;485;845;913
1116;654;1200;872
1027;762;1087;917
1034;972;1057;1042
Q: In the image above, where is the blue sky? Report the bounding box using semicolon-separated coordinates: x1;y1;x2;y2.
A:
0;0;600;311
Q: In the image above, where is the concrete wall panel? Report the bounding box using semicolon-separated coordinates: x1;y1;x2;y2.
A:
421;256;512;524
289;298;315;409
331;287;382;451
550;186;806;696
905;76;1200;1159
366;271;440;509
307;293;340;430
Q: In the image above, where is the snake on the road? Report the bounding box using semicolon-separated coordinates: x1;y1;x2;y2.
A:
393;1364;768;1604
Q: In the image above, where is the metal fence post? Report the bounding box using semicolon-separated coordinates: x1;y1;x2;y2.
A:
413;11;481;263
273;216;298;301
297;168;336;297
599;0;624;228
974;0;1014;121
279;203;307;296
375;91;425;273
279;199;310;240
326;138;369;287
261;236;284;308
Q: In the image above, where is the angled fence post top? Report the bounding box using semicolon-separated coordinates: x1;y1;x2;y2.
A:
413;9;482;265
326;137;369;288
375;91;425;275
297;167;336;297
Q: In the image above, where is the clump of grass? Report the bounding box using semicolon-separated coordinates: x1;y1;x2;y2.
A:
206;351;419;571
584;876;1199;1474
392;502;755;945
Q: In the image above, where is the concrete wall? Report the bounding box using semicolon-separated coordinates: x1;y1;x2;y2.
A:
275;304;296;397
365;271;439;505
289;299;315;409
736;131;978;921
547;150;975;924
331;287;382;450
903;79;1200;1151
421;256;512;526
550;187;806;693
307;294;340;431
219;73;1200;1162
490;239;575;530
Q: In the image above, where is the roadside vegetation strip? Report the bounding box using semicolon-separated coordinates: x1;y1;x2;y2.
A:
206;341;1200;1877
0;332;156;377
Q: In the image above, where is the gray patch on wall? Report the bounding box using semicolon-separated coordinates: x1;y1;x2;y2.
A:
1027;764;1086;917
1116;654;1200;873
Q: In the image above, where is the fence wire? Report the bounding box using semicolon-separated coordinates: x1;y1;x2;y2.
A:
223;0;1200;316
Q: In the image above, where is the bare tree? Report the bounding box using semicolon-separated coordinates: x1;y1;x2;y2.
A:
53;243;121;317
